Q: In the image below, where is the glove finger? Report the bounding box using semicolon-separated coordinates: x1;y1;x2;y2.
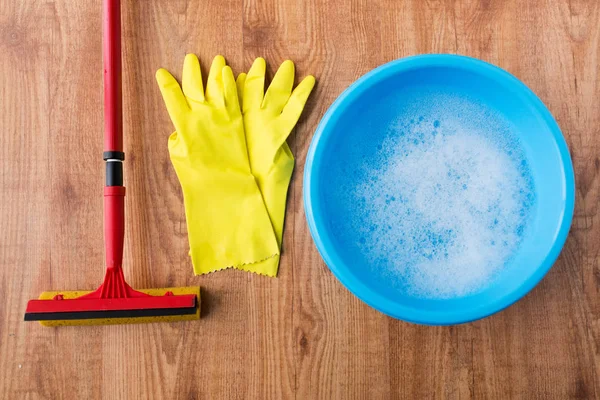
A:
182;54;205;103
243;57;266;112
236;73;247;109
280;75;315;122
156;68;189;118
263;60;295;114
275;75;316;144
222;66;241;118
206;55;226;105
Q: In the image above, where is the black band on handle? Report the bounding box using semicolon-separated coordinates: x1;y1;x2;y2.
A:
106;160;123;186
103;151;125;161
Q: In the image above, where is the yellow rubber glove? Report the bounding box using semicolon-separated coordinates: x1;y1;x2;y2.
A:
156;54;279;275
236;58;315;276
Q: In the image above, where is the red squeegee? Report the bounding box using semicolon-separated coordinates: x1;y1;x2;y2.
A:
24;0;200;326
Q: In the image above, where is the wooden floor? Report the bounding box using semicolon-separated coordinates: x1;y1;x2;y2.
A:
1;0;599;398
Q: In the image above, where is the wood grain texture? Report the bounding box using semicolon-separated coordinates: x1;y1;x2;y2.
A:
1;0;598;398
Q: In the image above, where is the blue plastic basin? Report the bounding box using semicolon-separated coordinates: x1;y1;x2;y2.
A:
303;54;575;325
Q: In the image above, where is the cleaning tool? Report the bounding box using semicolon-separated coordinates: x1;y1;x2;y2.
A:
156;55;279;275
24;0;200;326
235;58;315;276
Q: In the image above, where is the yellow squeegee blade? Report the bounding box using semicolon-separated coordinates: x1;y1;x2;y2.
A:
36;286;200;327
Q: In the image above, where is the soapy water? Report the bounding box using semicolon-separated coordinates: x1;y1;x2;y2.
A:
328;91;535;299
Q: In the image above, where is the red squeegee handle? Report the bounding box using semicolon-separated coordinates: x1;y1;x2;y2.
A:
103;0;125;271
103;0;122;153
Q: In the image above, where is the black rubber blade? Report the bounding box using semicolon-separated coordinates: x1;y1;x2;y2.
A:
24;305;198;321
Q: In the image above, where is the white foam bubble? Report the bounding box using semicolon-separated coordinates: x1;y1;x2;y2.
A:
342;94;534;299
